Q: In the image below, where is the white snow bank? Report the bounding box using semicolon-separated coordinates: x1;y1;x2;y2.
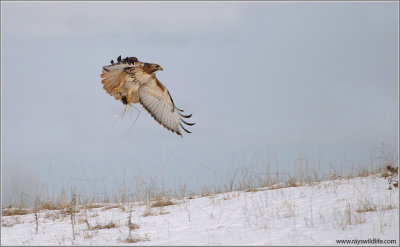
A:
1;176;398;245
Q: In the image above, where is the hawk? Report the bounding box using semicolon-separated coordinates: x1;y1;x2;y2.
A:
100;56;194;136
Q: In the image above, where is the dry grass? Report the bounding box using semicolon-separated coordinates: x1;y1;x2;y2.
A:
356;168;371;177
91;221;117;230
266;178;300;190
380;204;396;211
2;208;30;216
128;222;140;230
102;204;124;211
151;197;175;208
124;235;149;243
334;202;367;230
356;199;377;213
286;178;299;187
58;208;79;217
84;231;97;239
31;195;71;212
159;208;169;215
39;201;68;211
382;165;399;190
82;203;104;210
283;201;295;218
187;192;195;200
245;187;262;192
142;207;157;217
200;187;211;198
1;217;21;227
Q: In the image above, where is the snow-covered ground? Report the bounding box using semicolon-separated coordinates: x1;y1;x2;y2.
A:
1;175;398;245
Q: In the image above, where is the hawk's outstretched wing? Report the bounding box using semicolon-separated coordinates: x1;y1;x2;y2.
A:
139;78;194;136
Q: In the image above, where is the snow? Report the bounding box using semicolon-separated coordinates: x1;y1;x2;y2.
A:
1;176;398;245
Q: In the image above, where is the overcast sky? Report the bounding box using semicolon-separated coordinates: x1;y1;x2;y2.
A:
1;2;398;205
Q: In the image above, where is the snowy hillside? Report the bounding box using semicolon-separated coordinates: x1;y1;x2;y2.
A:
1;175;398;245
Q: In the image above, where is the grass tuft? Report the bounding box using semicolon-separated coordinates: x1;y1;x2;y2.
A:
124;235;149;243
2;208;30;216
382;165;399;190
151;197;175;208
91;221;117;230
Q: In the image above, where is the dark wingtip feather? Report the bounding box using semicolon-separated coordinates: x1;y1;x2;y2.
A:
176;107;184;112
179;123;192;134
127;57;138;64
130;57;138;64
117;56;139;65
181;119;195;126
180;113;192;118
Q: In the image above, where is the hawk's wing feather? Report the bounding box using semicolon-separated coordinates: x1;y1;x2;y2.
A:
138;79;194;136
103;56;139;72
101;56;140;102
101;70;128;100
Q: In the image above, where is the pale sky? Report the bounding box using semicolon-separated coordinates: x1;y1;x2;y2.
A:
1;1;398;205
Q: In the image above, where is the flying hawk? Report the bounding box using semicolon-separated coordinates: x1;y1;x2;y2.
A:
100;56;194;136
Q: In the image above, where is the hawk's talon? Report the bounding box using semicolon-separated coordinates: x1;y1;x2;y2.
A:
115;81;125;94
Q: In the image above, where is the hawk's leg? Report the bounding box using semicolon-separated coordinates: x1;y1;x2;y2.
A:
115;81;125;94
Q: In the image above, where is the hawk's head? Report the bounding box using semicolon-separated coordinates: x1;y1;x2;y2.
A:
143;63;163;73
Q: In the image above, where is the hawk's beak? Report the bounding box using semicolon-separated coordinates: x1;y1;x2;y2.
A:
158;66;163;71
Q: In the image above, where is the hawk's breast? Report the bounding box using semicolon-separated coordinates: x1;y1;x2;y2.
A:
130;69;153;85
